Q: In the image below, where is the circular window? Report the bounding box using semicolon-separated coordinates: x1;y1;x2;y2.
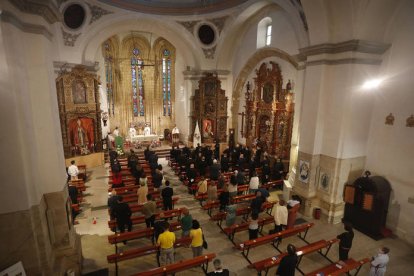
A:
63;4;86;29
198;24;215;45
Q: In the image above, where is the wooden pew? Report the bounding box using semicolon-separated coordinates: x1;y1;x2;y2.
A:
129;197;179;213
107;236;192;268
108;208;183;230
249;238;339;275
120;190;162;204
195;184;249;205
306;257;370;276
108;221;182;245
231;194;256;204
235;223;314;264
132;253;216;276
210;207;252;229
261;180;283;190
223;216;275;244
202;200;220;216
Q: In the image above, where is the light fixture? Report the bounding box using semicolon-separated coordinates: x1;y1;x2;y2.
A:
362;79;382;90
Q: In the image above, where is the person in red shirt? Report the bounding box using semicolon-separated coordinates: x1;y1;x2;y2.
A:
111;171;124;188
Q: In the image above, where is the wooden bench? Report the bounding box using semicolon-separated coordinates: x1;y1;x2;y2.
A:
202;200;220;216
250;238;339;275
231;194;256;204
261;180;283;190
108;221;182;245
107;236;192;273
235;223;314;264
108;208;183;230
210;207;252;229
129;197;179;213
132;253;216;276
223;216;275;244
306;257;370;276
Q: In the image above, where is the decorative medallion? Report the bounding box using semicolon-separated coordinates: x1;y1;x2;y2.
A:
209;16;228;35
63;4;85;29
61;28;81;46
198;24;216;45
202;45;216;59
385;113;394;125
407;114;414;127
86;3;113;24
177;20;200;34
299;160;310;183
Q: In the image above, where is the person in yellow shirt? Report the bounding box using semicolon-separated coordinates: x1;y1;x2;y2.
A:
157;222;176;265
189;220;204;257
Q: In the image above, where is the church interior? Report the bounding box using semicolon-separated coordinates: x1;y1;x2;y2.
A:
1;0;413;275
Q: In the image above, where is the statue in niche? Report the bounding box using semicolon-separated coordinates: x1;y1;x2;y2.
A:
203;119;214;138
72;80;87;104
69;117;94;154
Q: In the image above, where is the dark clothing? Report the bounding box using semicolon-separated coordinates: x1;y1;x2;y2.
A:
219;191;230;211
112;202;132;233
145;215;156;228
162;186;174;210
152;172;163;188
221;157;230;172
249;228;259;240
337;230;354;260
236;172;245;185
258;188;270;199
250;196;264;216
187;168;197;183
207;269;229;276
68;185;78;204
153;220;164;243
209;163;221;180
276;254;298;276
272;161;285;180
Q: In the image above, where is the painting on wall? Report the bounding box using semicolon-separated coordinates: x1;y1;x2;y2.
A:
203;119;214;139
299;160;310;183
72;79;87;104
318;171;330;192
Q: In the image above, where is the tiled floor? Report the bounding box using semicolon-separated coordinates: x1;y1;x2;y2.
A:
76;159;414;276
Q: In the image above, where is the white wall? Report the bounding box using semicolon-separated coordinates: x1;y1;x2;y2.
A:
365;0;414;244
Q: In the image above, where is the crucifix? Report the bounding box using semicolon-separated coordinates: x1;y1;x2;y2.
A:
238;111;245;138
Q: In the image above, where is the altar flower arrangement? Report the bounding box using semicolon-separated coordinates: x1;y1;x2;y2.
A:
116;145;124;156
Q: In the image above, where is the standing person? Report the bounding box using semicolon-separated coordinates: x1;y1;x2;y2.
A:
113;126;120;137
136;178;148;205
190;220;204;257
228;175;238;199
207;183;218;201
218;185;230;212
207;259;230;276
209;159;221;180
197;177;208;195
142;194;156;228
276;244;298;276
157;221;176;265
161;180;174;211
180;208;193;237
112;196;132;237
273;200;288;232
369;247;390;276
249;171;260;194
248;213;259;240
68;160;79;180
107;190;121;230
152;168;163;190
337;222;354;262
111;170;124;188
250;191;264;216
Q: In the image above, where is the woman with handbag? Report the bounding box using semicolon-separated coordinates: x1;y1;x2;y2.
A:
190;220;204;257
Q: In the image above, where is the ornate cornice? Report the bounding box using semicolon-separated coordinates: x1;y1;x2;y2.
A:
86;3;113;25
299;39;391;57
177;20;200;34
53;61;99;74
0;10;53;40
9;0;61;24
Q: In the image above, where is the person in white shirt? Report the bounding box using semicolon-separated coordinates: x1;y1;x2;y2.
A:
144;124;151;136
172;125;180;144
249;172;260;194
68;160;79;180
207;258;229;276
369;247;390;276
113;127;120;137
129;126;137;138
273;199;288;232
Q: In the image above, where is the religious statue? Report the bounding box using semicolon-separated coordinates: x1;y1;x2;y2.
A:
129;125;137;138
69;117;94;155
75;119;88;146
144;124;151;136
172;124;180;145
193;122;202;146
203;119;214;138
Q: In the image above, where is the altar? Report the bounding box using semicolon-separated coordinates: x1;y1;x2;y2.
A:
129;134;159;143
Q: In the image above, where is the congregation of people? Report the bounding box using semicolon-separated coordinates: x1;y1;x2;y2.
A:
102;141;389;275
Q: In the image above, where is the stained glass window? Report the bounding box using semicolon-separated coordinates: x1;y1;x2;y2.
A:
162;49;172;116
131;48;144;116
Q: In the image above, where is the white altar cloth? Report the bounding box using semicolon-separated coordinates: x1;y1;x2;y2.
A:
130;134;159;143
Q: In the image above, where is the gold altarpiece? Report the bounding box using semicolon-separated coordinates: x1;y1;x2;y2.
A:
103;34;176;136
56;66;103;158
191;73;228;143
244;62;294;159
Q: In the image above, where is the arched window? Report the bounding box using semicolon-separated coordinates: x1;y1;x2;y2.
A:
257;17;272;48
131;48;144;116
162;49;172;116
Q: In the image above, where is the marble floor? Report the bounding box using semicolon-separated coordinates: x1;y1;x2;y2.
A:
75;159;414;276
